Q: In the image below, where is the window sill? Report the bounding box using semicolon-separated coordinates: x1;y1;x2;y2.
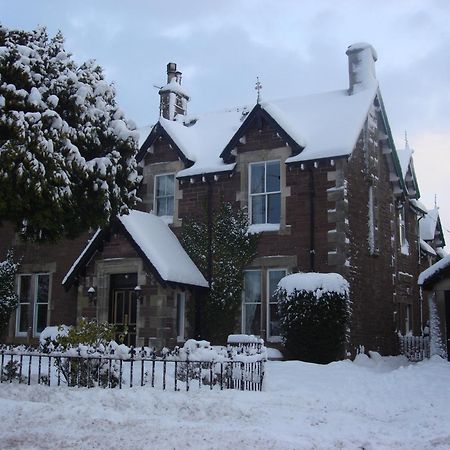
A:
248;223;280;234
157;215;173;225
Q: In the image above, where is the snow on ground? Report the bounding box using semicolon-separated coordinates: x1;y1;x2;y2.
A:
0;355;449;449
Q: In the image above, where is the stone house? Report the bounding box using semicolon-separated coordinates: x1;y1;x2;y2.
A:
418;254;450;360
1;42;445;355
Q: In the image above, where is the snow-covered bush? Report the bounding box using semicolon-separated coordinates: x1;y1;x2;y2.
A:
42;319;119;387
0;251;19;338
0;25;141;241
276;273;350;364
181;202;259;343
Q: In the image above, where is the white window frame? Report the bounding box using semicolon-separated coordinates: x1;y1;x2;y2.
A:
266;268;287;342
176;291;186;342
15;273;51;337
241;270;262;336
248;161;281;225
154;173;175;220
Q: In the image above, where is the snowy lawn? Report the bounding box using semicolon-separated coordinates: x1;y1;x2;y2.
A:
0;354;449;449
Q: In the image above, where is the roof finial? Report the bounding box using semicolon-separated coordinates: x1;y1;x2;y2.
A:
255;76;262;104
434;193;438;209
404;130;409;149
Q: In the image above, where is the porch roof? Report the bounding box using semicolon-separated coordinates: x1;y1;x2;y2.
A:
62;210;208;289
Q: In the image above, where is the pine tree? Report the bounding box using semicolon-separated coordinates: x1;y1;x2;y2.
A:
182;202;259;343
0;251;19;338
0;25;141;241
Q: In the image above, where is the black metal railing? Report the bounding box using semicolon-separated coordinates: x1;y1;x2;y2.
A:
398;335;430;362
0;347;264;391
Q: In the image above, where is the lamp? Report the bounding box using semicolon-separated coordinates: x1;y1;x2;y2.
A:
134;285;144;305
87;286;97;305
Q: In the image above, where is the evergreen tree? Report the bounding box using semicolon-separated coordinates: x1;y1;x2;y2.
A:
0;25;141;241
0;251;19;338
182;202;259;343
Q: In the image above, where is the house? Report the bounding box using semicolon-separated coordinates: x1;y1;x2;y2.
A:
1;43;445;356
418;254;450;360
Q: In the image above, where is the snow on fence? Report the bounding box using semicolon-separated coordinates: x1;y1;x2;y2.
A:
0;341;265;392
398;335;430;362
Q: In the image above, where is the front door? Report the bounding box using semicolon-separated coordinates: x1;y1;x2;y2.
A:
109;273;138;347
112;290;137;347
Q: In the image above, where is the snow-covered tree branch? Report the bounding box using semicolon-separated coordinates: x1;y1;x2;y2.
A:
0;25;141;241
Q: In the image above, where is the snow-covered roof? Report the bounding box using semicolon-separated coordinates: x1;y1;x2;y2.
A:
420;208;439;241
159;110;242;177
420;238;436;256
137;124;154;148
396;146;413;179
267;86;378;163
119;210;208;287
410;198;427;214
62;229;101;285
140;83;378;176
418;254;450;286
63;210;208;288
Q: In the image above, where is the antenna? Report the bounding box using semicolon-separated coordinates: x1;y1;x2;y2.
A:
255;77;262;104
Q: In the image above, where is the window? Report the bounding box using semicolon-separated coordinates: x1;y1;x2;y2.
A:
176;292;186;342
405;304;412;334
399;205;408;253
242;270;261;335
155;174;175;217
267;269;287;341
249;161;280;224
16;273;50;337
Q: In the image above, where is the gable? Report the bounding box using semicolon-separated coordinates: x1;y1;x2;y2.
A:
62;211;208;289
138;121;193;167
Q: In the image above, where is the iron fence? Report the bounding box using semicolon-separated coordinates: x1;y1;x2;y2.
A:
398;335;430;362
0;347;264;391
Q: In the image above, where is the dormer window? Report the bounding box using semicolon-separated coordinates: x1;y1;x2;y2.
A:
155;174;174;218
249;161;281;225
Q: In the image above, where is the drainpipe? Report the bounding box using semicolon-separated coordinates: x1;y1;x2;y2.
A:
195;176;213;340
309;168;316;271
206;177;213;287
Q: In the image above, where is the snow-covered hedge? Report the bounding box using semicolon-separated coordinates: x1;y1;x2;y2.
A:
276;272;351;363
0;251;19;337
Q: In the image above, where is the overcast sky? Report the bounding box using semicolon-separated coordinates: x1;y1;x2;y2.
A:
2;0;449;247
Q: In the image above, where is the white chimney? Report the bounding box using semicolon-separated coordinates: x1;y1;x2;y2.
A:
346;43;378;95
159;62;190;120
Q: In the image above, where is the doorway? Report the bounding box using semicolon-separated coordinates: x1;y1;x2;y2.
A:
109;273;138;347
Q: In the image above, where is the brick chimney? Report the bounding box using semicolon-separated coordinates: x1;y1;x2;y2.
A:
346;43;378;95
159;62;190;120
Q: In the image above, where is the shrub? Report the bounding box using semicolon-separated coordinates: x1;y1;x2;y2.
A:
0;251;19;338
43;319;119;388
277;273;350;363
